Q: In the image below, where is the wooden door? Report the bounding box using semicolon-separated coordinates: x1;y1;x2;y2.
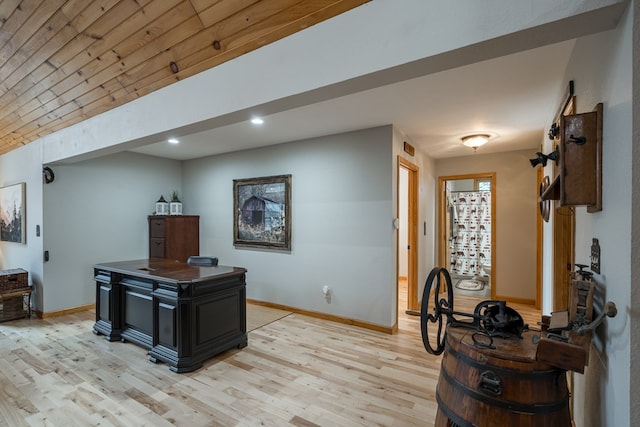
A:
553;207;575;311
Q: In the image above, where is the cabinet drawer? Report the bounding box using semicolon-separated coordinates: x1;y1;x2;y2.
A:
150;219;165;238
150;238;165;257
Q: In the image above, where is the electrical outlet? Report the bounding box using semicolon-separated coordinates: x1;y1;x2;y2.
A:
322;285;331;303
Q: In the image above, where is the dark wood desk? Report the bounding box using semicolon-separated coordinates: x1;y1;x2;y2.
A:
93;258;247;373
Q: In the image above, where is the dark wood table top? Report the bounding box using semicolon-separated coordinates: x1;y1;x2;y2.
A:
95;258;246;284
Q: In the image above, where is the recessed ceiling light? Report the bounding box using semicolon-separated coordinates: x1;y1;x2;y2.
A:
251;117;264;125
167;138;179;144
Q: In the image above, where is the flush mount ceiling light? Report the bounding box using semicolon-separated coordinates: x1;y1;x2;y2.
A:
461;134;490;152
167;138;179;144
250;117;264;125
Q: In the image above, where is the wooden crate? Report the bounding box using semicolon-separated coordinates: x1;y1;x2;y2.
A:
0;268;28;291
0;293;29;322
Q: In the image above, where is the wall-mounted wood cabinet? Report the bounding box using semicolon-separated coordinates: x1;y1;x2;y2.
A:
148;215;199;262
541;103;603;212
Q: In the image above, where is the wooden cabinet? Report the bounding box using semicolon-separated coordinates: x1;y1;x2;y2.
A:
148;215;199;262
541;103;603;212
558;103;603;211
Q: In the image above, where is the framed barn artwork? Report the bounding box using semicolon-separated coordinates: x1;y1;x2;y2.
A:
233;175;291;250
0;182;26;244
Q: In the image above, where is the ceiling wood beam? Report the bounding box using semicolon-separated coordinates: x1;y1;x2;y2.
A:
0;0;371;154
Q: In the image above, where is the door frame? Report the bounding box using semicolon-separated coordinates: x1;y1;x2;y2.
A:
550;93;576;418
552;95;576;311
438;172;496;299
397;156;419;313
536;167;543;310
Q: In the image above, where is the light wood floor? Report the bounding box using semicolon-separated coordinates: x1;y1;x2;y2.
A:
246;304;292;332
0;293;539;426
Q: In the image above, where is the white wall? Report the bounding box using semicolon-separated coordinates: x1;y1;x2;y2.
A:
0;0;623;319
435;150;539;302
36;125;429;328
42;152;182;312
184;126;396;327
0;0;634;423
450;179;475;191
393;127;438;307
0;141;44;309
631;2;640;424
543;5;633;426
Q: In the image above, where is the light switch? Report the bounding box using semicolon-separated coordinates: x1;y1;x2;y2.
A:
591;238;601;274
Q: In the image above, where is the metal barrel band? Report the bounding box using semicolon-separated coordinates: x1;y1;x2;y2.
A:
444;336;563;380
435;392;475;427
439;365;570;415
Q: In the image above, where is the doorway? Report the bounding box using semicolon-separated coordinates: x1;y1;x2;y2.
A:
438;173;496;299
397;157;419;321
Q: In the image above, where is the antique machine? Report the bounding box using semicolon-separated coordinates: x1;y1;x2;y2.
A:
420;267;527;356
420;266;616;427
535;263;617;373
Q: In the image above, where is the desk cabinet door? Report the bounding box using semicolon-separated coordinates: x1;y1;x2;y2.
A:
157;301;177;349
97;283;112;323
124;289;153;335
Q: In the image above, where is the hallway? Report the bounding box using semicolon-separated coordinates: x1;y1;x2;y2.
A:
397;277;540;333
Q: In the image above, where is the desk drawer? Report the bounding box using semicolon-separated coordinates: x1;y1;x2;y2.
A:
150;238;165;257
149;218;165;238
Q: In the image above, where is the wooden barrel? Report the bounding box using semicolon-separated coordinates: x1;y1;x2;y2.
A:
434;326;571;427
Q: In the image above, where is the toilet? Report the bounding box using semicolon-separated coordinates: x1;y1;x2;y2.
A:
478;262;492;297
482;262;491;277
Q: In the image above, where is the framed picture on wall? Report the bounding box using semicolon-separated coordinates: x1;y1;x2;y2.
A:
0;182;26;244
233;175;291;250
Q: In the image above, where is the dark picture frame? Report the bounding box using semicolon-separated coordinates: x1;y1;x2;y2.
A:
233;174;291;250
0;182;26;244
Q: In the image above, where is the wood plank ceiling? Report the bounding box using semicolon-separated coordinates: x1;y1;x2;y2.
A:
0;0;370;156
